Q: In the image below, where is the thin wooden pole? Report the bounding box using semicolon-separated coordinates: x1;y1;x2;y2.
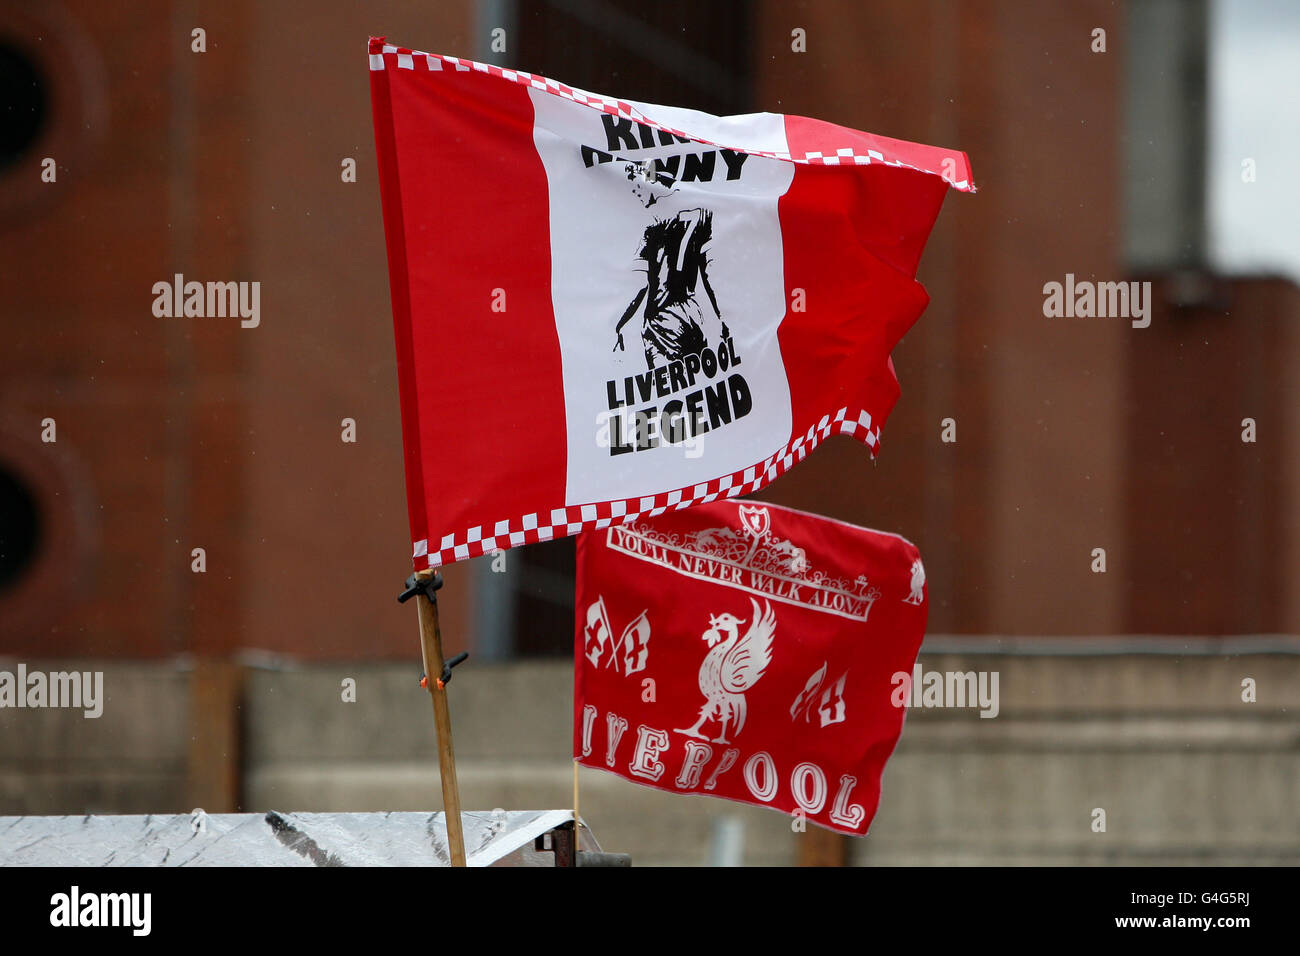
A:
798;827;849;867
185;658;243;812
414;569;467;867
571;759;583;867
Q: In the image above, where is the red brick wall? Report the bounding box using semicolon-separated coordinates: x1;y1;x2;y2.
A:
2;0;1295;666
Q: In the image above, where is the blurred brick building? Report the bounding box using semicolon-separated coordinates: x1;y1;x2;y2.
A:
0;0;1296;863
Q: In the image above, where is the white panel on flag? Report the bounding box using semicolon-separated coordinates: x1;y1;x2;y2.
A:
527;89;795;506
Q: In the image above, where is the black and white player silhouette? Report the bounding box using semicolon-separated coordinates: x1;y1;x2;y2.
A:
613;206;730;368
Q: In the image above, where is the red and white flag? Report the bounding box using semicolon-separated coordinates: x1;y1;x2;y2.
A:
369;38;973;569
574;499;928;835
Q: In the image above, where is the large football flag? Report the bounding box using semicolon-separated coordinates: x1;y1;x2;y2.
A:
574;499;928;835
369;38;973;569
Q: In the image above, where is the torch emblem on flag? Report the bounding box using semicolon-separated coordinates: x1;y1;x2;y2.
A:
790;662;849;729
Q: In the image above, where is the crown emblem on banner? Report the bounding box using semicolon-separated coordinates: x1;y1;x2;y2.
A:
609;506;882;621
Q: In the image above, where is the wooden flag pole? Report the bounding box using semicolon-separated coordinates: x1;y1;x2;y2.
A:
401;569;468;867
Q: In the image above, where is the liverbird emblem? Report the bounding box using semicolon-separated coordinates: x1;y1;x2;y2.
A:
674;598;777;744
902;558;926;605
738;505;770;566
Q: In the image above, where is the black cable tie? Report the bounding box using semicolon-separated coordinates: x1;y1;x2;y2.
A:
439;651;469;686
397;571;444;604
418;652;469;690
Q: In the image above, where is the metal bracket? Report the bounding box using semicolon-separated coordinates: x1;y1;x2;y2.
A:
533;821;631;867
535;821;578;867
397;571;444;605
420;652;469;689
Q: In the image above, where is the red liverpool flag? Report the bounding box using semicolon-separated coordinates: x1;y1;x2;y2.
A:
574;499;928;835
369;38;973;569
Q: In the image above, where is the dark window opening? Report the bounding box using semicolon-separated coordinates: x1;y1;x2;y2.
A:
0;40;49;172
0;463;43;593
